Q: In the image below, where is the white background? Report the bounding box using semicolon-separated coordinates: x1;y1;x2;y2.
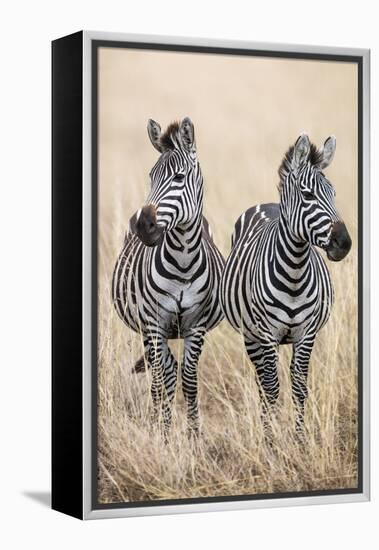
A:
0;1;377;548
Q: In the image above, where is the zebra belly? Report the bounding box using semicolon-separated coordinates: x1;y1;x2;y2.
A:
146;280;218;338
241;297;330;345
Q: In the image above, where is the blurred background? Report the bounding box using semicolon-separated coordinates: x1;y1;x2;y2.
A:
98;46;358;260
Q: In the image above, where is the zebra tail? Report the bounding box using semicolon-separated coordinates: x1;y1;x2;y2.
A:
132;354;151;374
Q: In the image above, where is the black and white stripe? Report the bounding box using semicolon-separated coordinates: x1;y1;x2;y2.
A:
220;134;352;432
113;118;225;435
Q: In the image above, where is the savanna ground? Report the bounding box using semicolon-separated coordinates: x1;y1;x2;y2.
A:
97;48;358;503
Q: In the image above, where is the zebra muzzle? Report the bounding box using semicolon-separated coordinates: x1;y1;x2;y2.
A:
134;204;164;247
325;221;352;262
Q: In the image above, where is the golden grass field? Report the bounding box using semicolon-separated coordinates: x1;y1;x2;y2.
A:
97;48;358;503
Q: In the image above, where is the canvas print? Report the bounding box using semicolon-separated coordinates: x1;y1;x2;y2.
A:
96;45;359;505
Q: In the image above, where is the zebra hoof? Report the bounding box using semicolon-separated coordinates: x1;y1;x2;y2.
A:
187;424;200;441
295;430;306;446
294;421;306;445
263;428;274;448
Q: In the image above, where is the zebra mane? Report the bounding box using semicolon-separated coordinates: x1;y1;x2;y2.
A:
160;121;181;150
278;142;323;192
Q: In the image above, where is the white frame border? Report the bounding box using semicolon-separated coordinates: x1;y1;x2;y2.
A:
82;31;370;520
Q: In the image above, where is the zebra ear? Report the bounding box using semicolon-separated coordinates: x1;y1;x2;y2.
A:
147;119;163;153
318;136;336;169
179;117;196;151
292;134;311;172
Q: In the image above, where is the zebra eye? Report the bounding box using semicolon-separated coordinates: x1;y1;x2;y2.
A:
303;190;315;201
172;174;185;183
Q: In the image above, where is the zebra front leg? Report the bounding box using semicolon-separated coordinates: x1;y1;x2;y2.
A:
290;336;315;435
245;340;279;432
148;334;178;437
182;327;206;437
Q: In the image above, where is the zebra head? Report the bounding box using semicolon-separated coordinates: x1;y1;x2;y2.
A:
133;118;203;247
278;134;352;262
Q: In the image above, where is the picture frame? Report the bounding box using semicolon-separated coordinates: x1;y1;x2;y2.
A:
52;30;370;520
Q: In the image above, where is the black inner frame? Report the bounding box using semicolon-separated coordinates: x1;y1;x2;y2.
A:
91;39;363;510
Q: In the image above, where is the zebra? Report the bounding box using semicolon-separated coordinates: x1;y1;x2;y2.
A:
112;118;225;436
220;134;352;434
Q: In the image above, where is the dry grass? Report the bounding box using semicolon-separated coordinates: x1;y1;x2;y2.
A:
98;227;358;504
97;48;358;504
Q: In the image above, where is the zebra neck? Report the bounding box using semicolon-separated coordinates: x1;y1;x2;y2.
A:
161;210;204;270
273;214;312;280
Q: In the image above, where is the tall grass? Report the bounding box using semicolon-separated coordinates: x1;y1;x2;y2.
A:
98;244;358;503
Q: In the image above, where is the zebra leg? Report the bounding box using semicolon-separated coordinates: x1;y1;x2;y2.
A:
147;335;178;436
245;340;279;428
290;336;315;435
182;327;206;436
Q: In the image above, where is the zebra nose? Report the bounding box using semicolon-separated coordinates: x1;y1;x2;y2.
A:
326;221;352;262
135;204;164;247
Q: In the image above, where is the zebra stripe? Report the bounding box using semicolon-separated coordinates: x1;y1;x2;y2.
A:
112;118;225;436
220;134;351;433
